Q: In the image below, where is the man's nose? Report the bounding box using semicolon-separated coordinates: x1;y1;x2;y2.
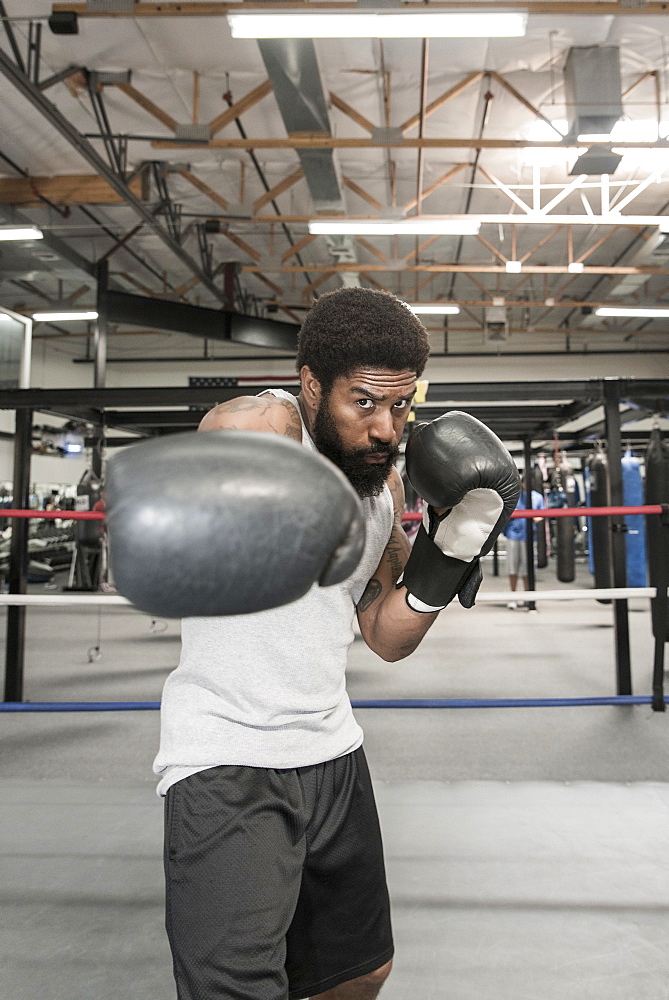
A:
370;408;395;444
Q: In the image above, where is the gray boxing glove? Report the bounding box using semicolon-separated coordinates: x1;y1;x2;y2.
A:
400;411;521;611
106;430;366;618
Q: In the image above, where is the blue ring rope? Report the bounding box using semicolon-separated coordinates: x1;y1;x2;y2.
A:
1;696;667;712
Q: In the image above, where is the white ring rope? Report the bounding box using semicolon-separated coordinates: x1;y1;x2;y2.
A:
0;587;658;609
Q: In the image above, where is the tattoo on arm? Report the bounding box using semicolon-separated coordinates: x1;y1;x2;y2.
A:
280;405;303;441
200;397;302;441
358;578;382;613
386;526;411;582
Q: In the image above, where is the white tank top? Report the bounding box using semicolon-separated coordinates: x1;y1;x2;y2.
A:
153;389;394;795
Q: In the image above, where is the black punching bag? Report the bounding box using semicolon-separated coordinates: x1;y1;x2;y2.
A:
75;468;103;546
556;463;575;583
645;428;669;641
587;448;612;602
533;466;547;569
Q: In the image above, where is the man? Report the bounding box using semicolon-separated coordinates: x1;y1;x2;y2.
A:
502;488;545;609
148;287;518;1000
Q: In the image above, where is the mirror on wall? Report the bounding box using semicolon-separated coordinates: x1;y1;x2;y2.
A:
0;306;32;389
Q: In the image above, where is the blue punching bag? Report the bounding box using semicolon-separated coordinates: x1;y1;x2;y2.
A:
622;449;647;587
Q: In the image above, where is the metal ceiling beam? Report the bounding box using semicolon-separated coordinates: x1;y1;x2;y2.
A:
51;1;669;16
69;348;669;366
152;136;669;151
0;48;226;304
244;262;669;275
256;214;665;227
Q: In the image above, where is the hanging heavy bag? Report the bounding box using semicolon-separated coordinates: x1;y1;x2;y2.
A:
586;448;612;603
556;464;575;584
533;466;548;569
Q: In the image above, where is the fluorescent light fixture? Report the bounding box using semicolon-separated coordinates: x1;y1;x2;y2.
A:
32;310;98;322
409;304;460;315
0;225;43;241
567;261;585;273
577;133;613;143
228;11;527;39
595;306;669;318
309;219;481;236
505;260;522;273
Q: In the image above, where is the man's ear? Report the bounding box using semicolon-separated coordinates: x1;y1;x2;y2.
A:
300;366;322;407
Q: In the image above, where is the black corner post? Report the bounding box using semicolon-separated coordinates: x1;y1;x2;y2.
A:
651;505;668;712
3;407;33;702
523;438;537;611
602;378;632;695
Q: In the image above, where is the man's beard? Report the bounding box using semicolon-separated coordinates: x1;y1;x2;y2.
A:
312;395;399;499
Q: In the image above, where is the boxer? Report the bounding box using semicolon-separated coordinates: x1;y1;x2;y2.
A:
106;287;519;1000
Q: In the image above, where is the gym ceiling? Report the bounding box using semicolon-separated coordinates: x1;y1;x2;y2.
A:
1;1;669;363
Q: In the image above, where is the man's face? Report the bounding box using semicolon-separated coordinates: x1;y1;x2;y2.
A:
312;368;417;498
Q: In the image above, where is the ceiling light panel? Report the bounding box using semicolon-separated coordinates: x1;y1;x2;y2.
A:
0;226;43;241
309;219;481;236
227;12;527;39
595;306;669;318
32;311;99;321
409;304;461;315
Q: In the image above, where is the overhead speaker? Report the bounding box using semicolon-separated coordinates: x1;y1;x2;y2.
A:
48;12;79;34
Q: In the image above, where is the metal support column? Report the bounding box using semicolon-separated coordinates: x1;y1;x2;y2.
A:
524;438;537;611
94;260;108;390
603;378;632;694
651;505;668;712
4;408;32;702
91;261;108;479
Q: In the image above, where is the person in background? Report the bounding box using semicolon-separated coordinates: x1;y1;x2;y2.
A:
503;487;545;609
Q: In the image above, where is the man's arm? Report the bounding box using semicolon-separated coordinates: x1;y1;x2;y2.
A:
198;394;303;440
356;468;440;662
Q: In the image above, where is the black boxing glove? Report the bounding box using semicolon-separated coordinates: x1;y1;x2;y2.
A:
400;411;521;612
105;430;366;618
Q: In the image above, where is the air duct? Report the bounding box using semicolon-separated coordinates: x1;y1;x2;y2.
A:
257;38;360;287
564;47;622;141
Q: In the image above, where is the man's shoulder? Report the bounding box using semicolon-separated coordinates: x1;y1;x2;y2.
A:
198;394;302;441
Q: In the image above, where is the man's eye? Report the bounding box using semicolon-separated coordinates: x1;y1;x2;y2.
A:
357;399;374;409
394;400;410;409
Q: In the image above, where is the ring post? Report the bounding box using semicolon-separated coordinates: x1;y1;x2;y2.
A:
603;379;632;695
523;437;536;612
651;505;668;712
4;407;32;702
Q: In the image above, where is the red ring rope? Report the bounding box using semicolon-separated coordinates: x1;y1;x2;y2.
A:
0;504;664;521
0;510;105;519
402;504;665;521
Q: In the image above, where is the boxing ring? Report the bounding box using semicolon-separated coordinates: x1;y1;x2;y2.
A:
1;503;666;713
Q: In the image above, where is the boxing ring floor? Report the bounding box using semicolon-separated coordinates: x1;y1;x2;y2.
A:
1;563;668;1000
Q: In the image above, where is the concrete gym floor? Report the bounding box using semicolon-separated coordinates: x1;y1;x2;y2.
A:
1;561;668;1000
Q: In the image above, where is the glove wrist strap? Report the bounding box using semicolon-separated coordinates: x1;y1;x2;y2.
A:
405;590;447;614
402;524;475;608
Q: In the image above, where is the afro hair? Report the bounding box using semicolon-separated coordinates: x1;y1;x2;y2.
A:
296;287;430;393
